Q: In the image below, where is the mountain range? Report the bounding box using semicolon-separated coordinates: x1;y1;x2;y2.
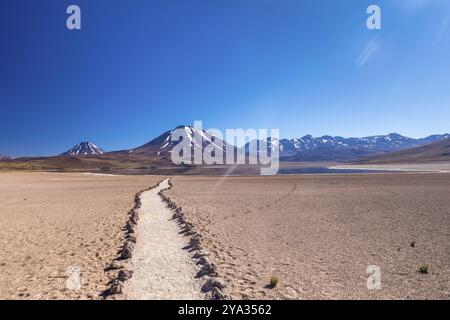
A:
110;127;449;162
2;127;450;167
246;133;450;161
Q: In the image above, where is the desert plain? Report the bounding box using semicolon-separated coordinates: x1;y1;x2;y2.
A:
0;170;449;299
0;172;162;299
167;173;450;299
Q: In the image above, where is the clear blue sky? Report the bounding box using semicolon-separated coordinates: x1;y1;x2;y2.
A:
1;0;449;156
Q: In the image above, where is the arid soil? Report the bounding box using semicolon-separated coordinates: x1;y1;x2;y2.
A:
2;171;449;300
167;173;450;299
0;172;162;299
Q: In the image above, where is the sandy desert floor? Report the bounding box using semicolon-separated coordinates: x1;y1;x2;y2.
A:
166;173;450;299
1;171;449;300
0;172;162;299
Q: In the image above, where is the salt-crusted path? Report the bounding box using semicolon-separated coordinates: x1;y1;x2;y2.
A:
124;178;204;300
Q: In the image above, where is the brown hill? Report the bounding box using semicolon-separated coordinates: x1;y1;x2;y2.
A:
355;138;450;164
0;154;172;174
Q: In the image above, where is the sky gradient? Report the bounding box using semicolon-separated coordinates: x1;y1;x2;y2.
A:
1;0;449;156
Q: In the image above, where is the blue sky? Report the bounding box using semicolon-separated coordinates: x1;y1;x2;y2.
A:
1;0;449;156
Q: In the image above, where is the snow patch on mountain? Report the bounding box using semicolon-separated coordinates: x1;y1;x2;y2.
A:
130;125;232;157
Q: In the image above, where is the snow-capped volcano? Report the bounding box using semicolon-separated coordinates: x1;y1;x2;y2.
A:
128;125;235;158
0;154;10;160
60;142;104;156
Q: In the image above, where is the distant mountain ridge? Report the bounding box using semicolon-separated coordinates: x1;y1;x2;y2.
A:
355;137;450;163
27;128;450;162
244;133;450;161
3;129;450;174
120;127;450;162
60;142;104;156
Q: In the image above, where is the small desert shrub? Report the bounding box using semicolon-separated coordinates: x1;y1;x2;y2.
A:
419;265;429;274
269;276;279;288
410;241;416;248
